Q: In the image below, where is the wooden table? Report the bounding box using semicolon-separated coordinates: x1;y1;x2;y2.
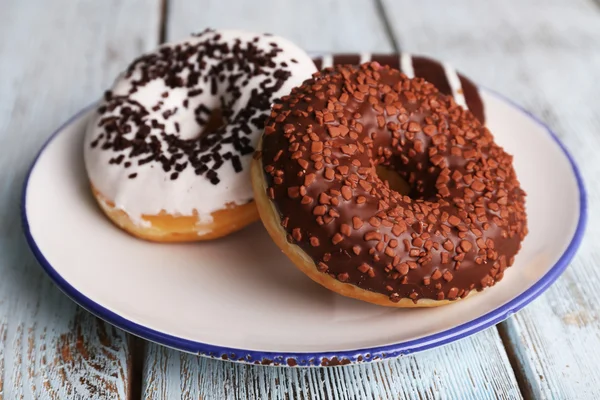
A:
2;0;599;398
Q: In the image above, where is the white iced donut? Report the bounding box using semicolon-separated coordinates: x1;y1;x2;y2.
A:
84;29;317;242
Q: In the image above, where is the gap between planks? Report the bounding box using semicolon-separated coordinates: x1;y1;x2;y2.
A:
373;0;401;52
128;336;146;400
497;324;534;400
126;5;168;398
159;0;170;44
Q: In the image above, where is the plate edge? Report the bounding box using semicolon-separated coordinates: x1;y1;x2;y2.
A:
20;91;588;367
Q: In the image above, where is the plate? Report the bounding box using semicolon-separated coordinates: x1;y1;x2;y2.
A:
22;88;586;367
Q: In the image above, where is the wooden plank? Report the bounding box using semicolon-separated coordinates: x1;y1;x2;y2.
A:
142;1;522;398
379;0;600;397
165;0;394;52
0;0;160;398
144;329;521;399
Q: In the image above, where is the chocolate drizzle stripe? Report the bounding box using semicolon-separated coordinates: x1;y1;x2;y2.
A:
412;56;453;99
372;55;400;69
460;75;485;126
333;54;361;65
364;55;396;69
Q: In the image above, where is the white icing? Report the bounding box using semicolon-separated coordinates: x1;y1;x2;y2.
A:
400;53;415;78
321;54;333;68
359;52;371;64
443;62;467;108
85;30;316;226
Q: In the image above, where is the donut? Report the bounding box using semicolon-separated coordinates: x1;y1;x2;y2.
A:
85;29;316;242
252;62;527;307
312;53;485;124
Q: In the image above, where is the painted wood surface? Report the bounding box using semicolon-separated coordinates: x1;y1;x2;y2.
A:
141;1;522;398
0;0;159;398
5;0;598;398
143;329;521;400
165;0;394;53
380;0;600;398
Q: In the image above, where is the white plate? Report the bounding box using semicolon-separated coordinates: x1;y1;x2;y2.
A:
22;88;586;367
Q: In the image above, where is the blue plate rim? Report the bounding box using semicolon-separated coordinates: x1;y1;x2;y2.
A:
21;88;587;367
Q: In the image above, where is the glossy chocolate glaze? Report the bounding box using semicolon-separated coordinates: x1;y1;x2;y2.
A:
260;63;527;303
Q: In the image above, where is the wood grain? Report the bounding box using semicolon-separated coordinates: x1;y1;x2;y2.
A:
380;0;600;398
0;0;159;398
144;329;521;400
141;1;522;398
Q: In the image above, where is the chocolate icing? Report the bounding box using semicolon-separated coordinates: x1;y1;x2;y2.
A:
312;54;485;125
260;63;527;303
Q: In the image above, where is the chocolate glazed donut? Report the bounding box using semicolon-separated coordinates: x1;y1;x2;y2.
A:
252;63;527;307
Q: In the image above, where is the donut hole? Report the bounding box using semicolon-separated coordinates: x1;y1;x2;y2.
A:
198;108;225;140
375;165;411;196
